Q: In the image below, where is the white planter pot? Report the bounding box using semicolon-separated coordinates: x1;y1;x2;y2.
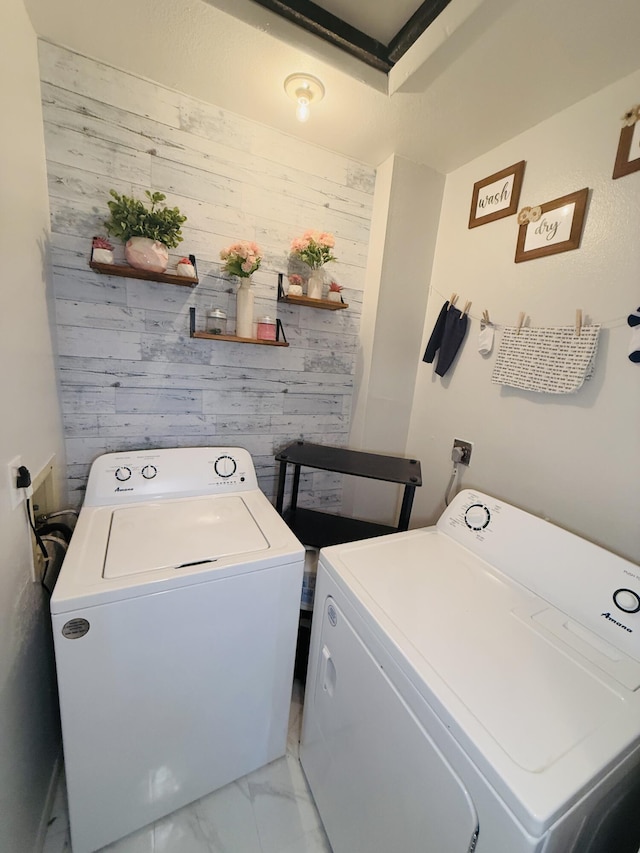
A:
176;262;196;279
327;291;342;302
92;248;114;264
125;237;169;274
288;284;303;297
236;279;254;338
307;269;324;299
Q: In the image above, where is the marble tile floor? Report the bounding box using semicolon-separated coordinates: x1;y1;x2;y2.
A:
43;681;332;853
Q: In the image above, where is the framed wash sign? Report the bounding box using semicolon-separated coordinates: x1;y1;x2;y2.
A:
514;188;589;263
468;160;525;228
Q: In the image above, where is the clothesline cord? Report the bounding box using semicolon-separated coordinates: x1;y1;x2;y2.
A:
429;286;630;330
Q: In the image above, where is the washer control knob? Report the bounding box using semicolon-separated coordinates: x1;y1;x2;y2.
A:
464;503;491;531
214;455;237;478
613;588;640;614
141;465;157;480
115;466;132;482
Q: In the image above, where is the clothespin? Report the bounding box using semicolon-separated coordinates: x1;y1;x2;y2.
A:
462;301;471;316
482;309;490;325
449;292;458;308
516;312;526;335
575;309;582;337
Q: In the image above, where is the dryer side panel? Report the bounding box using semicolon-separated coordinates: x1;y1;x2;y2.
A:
300;593;479;853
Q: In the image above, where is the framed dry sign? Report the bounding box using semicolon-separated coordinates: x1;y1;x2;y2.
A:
514;187;589;263
468;160;525;228
613;106;640;179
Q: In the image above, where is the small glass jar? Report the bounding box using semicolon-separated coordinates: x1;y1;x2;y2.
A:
256;316;277;341
206;308;227;335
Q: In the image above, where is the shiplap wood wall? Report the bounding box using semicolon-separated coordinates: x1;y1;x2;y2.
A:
38;42;375;507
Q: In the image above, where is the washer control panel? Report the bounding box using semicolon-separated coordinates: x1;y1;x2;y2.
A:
613;588;640;614
85;447;259;506
439;490;640;663
214;455;237;478
464;503;491;531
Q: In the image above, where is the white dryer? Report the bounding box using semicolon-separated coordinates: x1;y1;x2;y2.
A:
51;447;304;853
300;489;640;853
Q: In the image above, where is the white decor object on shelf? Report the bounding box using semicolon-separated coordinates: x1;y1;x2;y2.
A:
176;257;197;278
236;279;255;338
307;269;324;300
125;237;169;274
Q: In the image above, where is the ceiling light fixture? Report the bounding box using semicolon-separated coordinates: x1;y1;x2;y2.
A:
284;74;325;123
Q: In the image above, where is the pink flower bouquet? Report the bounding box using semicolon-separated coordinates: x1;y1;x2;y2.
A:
290;230;336;269
220;240;262;278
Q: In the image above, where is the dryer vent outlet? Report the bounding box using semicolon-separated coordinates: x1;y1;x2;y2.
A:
452;439;473;466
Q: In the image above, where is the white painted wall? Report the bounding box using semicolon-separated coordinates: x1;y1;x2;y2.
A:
346;154;445;524
0;1;66;850
405;70;640;563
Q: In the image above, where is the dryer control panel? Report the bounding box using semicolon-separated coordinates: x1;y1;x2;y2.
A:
439;490;640;663
84;447;260;506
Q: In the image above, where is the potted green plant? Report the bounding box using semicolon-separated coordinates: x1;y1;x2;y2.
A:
104;190;187;273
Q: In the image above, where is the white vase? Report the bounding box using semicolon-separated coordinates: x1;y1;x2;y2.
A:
307;269;324;299
236;278;254;338
125;237;169;274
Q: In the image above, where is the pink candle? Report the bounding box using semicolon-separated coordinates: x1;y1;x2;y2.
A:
257;316;276;341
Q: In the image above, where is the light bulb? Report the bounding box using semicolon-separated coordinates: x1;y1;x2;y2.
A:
296;96;310;123
284;74;324;124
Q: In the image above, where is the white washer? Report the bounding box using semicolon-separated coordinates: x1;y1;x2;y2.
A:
300;489;640;853
51;447;304;853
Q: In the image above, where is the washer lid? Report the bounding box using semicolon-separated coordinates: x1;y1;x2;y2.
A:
103;496;269;578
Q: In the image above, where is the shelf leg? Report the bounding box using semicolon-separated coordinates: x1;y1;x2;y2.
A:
290;465;301;512
275;461;287;514
398;485;416;531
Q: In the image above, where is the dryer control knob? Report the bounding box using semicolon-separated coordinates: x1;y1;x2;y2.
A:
115;466;132;482
141;465;157;480
613;588;640;614
464;503;490;531
214;455;237;478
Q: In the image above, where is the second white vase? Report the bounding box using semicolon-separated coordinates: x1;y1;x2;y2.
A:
236;278;254;338
307;269;324;299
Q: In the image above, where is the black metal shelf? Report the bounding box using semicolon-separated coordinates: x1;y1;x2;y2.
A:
282;507;397;549
275;440;422;550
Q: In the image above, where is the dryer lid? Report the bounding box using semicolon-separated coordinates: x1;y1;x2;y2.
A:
103;496;269;578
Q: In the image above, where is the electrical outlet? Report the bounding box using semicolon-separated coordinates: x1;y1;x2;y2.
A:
452;439;473;466
7;455;24;510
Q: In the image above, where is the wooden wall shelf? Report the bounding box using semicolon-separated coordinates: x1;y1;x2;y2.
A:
189;307;289;347
89;252;199;287
277;274;347;310
279;293;347;311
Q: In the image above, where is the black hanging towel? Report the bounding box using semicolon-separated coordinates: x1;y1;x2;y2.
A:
423;301;469;377
422;301;449;363
435;306;468;376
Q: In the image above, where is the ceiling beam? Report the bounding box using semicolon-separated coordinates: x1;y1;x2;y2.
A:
388;0;454;62
249;0;393;72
